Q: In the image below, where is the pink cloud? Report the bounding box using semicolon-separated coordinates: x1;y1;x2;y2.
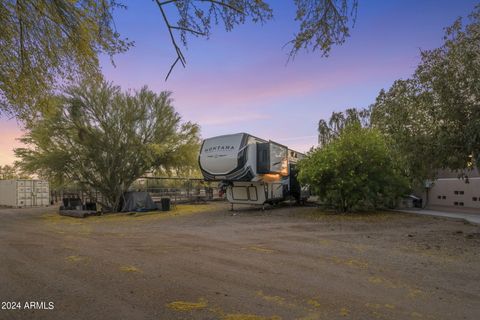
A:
162;55;416;118
173;77;315;109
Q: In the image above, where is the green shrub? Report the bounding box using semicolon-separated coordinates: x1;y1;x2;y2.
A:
298;124;408;212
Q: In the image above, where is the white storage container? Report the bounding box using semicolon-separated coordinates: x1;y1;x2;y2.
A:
0;179;50;207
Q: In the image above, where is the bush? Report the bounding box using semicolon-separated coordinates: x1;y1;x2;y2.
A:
298;125;408;212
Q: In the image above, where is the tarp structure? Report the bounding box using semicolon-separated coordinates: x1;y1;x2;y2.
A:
121;191;158;212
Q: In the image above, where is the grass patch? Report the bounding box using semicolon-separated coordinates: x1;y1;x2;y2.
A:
41;203;220;225
65;255;88;263
119;265;141;273
247;246;275;254
166;298;208;311
339;307;350;316
223;314;281;320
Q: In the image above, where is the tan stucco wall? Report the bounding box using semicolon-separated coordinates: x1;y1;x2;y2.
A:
428;178;480;210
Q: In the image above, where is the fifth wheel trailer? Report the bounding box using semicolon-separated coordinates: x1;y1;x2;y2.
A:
0;179;50;207
199;133;307;206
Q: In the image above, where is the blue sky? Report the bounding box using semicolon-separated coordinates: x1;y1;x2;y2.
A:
0;0;478;164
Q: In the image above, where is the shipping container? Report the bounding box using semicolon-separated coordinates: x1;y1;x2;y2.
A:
0;180;50;207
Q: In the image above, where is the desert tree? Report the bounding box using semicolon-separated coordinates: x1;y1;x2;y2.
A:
15;78;200;212
0;0;131;119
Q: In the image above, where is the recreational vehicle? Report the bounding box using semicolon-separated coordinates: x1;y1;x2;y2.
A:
199;133;307;207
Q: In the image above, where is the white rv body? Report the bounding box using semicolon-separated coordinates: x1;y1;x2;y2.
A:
199;133;305;205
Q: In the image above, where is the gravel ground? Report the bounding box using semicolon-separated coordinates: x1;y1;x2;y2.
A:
0;202;479;320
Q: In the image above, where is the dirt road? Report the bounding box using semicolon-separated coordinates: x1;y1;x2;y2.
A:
0;203;479;320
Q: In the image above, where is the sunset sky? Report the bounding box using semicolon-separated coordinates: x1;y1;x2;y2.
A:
0;0;477;165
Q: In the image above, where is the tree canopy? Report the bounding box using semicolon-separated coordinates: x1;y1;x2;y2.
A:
300;124;408;212
1;0;358;117
0;164;30;179
317;107;370;147
0;0;131;119
15;79;200;212
371;5;480;182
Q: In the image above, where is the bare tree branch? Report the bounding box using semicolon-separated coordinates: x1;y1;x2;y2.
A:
155;0;269;80
158;0;179;5
155;0;187;80
170;25;206;35
165;56;181;81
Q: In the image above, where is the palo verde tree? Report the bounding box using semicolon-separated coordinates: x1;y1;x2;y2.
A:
299;124;408;212
371;5;480;182
15;78;200;212
1;0;358;116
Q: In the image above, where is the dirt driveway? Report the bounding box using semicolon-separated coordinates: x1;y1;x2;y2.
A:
0;203;479;320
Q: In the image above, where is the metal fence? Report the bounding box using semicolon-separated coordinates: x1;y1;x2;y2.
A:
133;177;224;203
50;189;104;208
51;177;224;207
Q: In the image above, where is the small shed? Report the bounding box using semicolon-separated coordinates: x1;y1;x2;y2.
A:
0;179;50;207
